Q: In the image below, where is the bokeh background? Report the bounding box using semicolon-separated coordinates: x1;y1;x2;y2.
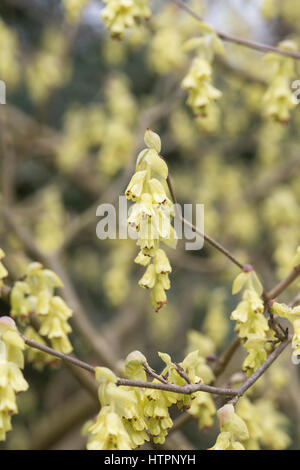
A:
1;0;300;450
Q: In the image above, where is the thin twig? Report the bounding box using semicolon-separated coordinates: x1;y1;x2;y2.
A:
266;265;300;301
172;0;300;60
232;336;292;404
20;334;237;397
175;363;192;384
212;337;240;377
167;175;244;269
143;362;170;384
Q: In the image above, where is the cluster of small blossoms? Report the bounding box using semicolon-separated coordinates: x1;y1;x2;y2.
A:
261;0;279;19
262;189;300;278
268;247;300;362
0;249;8;290
157;350;216;431
62;0;89;23
181;25;225;117
35;187;65;254
235;396;263;450
210;404;249;450
11;263;73;356
272;301;300;363
97;76;137;178
85;348;216;449
26;28;71;103
253;399;291;449
203;288;229;348
103;242;135;306
0;19;20;89
85;356;149;450
147;5;187;75
57;104;106;172
101;0;151;39
263;40;298;123
125;129;177;312
231;266;269;376
0;317;28;441
235;396;290;450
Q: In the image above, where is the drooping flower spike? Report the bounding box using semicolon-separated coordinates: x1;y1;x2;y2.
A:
125;129;177;312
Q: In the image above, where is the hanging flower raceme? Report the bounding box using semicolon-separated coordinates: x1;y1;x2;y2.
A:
25;28;71;103
11;263;73;356
62;0;89;23
262;40;298;123
0;317;28;441
125;129;177;312
181;25;225;117
156;351;216;433
101;0;151;39
231;266;269;376
272;301;300;363
210;404;249;450
0;19;20;89
85;362;149;450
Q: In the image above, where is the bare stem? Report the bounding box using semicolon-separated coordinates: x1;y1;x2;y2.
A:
167;175;244;269
172;0;300;60
21;334;237;397
266;265;300;301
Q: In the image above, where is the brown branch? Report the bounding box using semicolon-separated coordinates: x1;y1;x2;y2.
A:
143;362;170;384
21;334;237;397
175;363;192;384
167;175;244;269
172;0;300;60
211;337;240;377
20;334;96;373
290;291;300;308
266;265;300;301
27;391;98;450
228;336;292;405
1;207;121;372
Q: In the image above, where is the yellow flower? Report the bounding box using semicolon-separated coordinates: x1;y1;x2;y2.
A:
138;264;156;289
87;406;132;450
263;40;298;122
101;0;151;39
232;267;263;296
210;404;249;450
62;0;89;23
151;281;167;311
125;130;176;311
188;391;216;429
10;264;73;354
0;317;28;441
125;170;147;201
134;250;151;266
154;249;172;274
182;57;222;117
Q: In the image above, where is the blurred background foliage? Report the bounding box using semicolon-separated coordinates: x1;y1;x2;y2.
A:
1;0;300;450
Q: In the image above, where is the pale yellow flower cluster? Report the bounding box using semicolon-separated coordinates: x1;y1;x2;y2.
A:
26;28;71;103
182;26;225;117
125;129;177;311
11;263;73;357
101;0;151;39
84;348;216;449
0;317;28;441
62;0;90;22
231;268;270;376
263;40;298;123
0;19;20;89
